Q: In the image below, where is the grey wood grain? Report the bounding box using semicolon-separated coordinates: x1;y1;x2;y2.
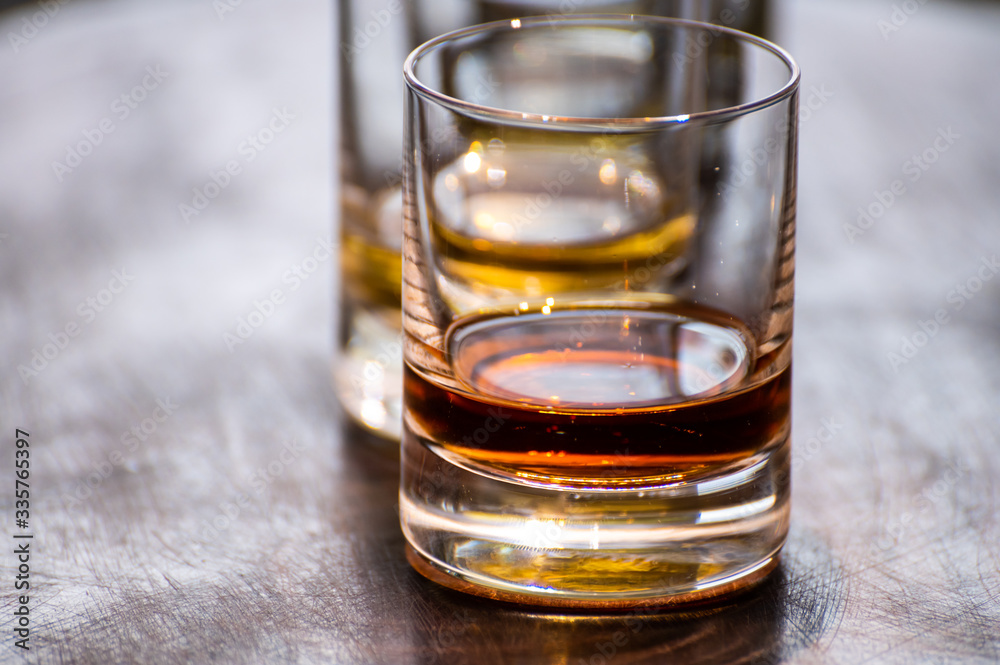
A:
0;0;998;663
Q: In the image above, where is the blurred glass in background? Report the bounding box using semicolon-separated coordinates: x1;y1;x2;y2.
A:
334;0;771;440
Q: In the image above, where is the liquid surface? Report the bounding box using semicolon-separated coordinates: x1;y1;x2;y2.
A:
405;303;790;486
450;308;750;409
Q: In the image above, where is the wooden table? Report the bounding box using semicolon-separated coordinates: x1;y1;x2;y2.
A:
2;0;998;662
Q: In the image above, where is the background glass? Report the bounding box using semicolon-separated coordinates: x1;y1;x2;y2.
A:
400;16;798;607
335;0;771;439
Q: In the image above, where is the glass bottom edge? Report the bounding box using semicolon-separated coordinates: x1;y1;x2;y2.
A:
404;542;781;610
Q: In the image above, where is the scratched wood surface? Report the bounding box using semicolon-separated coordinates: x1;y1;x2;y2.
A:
1;0;999;663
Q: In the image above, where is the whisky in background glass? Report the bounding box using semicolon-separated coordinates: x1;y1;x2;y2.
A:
334;0;773;440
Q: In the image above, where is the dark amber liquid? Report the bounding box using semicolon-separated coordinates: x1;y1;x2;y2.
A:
404;306;790;486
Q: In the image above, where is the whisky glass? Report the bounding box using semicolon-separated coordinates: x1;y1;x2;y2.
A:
400;15;799;607
334;0;771;440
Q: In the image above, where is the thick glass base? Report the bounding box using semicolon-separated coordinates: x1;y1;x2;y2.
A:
334;301;403;440
400;432;789;608
405;544;780;609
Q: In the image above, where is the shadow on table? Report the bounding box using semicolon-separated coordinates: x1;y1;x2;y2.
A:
410;565;816;665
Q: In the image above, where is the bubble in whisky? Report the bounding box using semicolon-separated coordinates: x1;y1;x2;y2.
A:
404;303;791;489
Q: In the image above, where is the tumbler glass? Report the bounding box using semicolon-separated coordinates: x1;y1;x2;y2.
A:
334;0;771;440
400;16;798;607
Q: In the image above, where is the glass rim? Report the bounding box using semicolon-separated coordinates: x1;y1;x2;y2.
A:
403;14;801;129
